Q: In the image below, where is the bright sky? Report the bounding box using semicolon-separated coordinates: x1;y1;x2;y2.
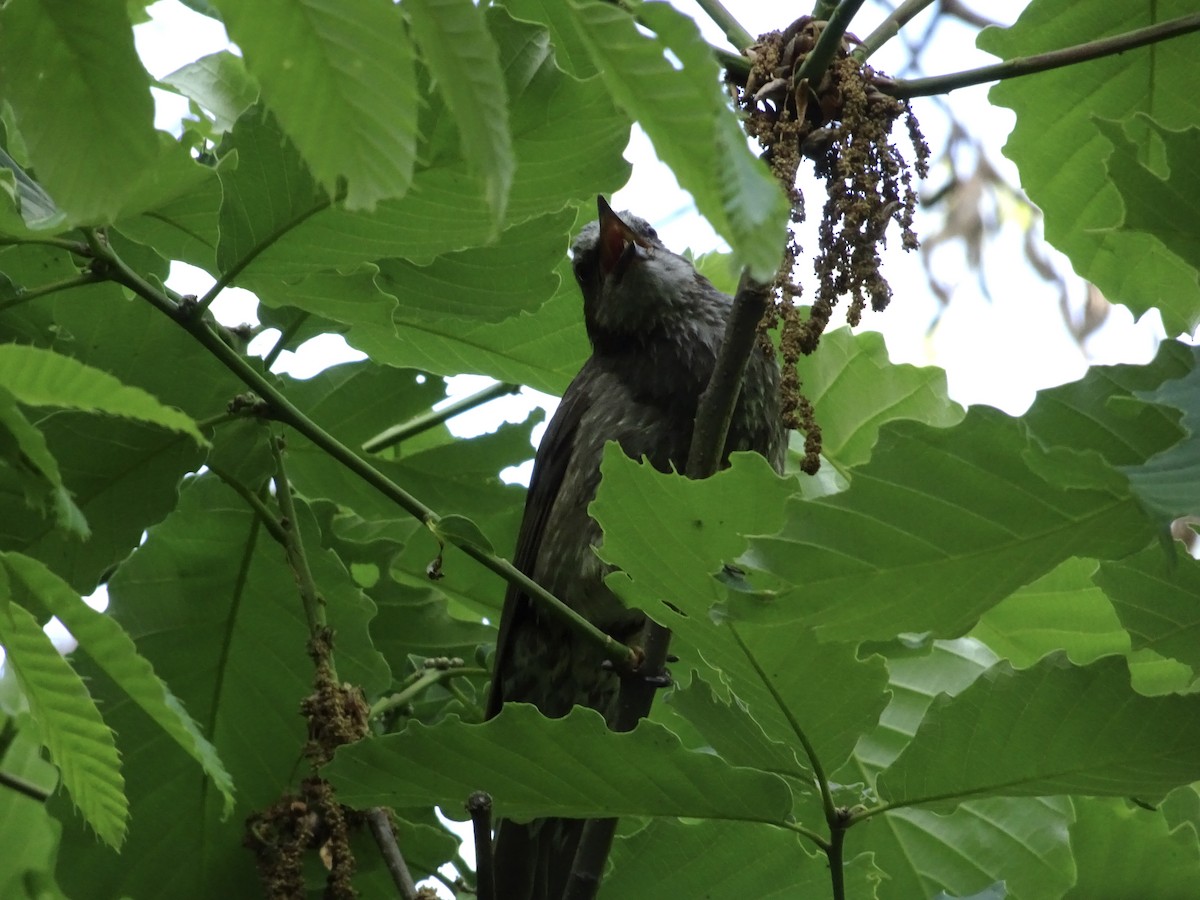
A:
59;1;1169;893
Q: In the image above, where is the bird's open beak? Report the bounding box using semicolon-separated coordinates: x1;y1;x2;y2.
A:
596;195;651;281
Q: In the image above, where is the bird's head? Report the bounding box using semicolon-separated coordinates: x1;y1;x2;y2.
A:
571;196;718;347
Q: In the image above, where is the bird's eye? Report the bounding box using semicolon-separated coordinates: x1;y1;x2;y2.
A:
573;254;597;286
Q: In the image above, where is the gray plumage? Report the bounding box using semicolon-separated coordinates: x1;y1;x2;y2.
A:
488;199;785;898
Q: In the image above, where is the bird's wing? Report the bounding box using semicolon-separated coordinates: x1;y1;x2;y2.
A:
485;362;596;719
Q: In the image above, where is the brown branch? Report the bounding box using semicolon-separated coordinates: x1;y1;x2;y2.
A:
365;807;419;900
467;792;496;900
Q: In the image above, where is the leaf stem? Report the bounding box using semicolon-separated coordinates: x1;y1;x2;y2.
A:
881;11;1200;99
694;0;755;50
0;271;101;313
262;311;311;370
794;0;870;86
0;235;87;253
778;818;831;851
193;196;332;316
729;623;836;824
362;381;521;454
369;665;490;718
85;229;638;673
854;0;937;62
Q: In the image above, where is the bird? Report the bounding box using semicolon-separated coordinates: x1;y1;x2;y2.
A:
486;196;786;899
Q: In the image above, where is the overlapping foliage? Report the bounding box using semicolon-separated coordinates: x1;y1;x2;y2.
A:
1;1;1199;898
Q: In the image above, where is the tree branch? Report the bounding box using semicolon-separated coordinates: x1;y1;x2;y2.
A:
362;381;520;454
854;0;937;62
208;463;289;546
686;272;771;479
467;792;496;900
84;230;638;674
270;432;329;644
365;807;419;900
0;271;101;313
694;0;755;51
794;0;870;86
880;11;1200;99
0;769;50;802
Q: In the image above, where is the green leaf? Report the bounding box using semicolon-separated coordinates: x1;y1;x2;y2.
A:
213;0;418;210
1095;543;1200;673
406;0;513;225
0;268;227;591
0;707;62;900
161;50;260;134
326;704;792;823
215;105;326;277
567;0;788;279
875;798;1074;900
53;476;388;896
970;557;1130;668
664;673;805;779
0;0;157;223
370;209;574;322
0;601;126;848
796;328;964;472
115;158;223;272
4;551;235;816
879;654;1200;805
0;344;206;446
592;448;796;619
0;145;64;234
979;3;1200;334
502;0;598;78
602;819;883;900
1064;798;1200;899
745;405;1155;641
1122;363;1200;523
1098;115;1200;274
0;385;87;537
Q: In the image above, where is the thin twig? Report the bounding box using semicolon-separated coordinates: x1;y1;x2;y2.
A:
262;310;311;370
0;271;100;313
362;381;520;454
208;463;288;546
369;666;490;718
694;0;755;50
85;229;638;674
0;769;50;802
881;11;1200;99
467;792;496;900
366;807;419;900
270;433;329;642
0;235;87;253
854;0;937;62
794;0;870;86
